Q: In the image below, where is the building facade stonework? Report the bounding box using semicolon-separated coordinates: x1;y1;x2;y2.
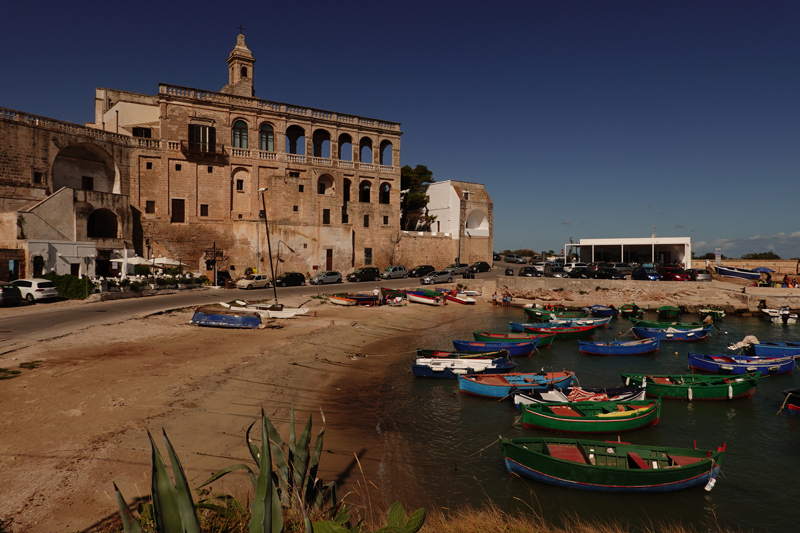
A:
0;35;492;281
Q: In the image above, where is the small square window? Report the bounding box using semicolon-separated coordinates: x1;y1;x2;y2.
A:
33;171;43;184
146;201;155;214
299;184;304;192
208;166;213;173
363;214;369;228
146;162;153;170
175;163;182;171
293;206;298;212
238;214;243;219
383;216;389;225
288;171;300;178
236;179;244;192
200;204;209;216
82;176;94;190
303;243;307;249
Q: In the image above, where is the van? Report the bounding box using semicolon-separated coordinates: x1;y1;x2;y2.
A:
380;265;407;279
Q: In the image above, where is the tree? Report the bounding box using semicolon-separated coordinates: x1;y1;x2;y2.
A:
400;165;436;231
741;251;781;260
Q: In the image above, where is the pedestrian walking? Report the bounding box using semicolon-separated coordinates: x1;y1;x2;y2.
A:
492;292;497;307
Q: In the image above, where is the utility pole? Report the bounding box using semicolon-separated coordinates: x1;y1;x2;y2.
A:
259;187;279;304
213;242;217;287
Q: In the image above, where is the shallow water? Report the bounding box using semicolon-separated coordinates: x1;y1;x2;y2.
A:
373;308;799;532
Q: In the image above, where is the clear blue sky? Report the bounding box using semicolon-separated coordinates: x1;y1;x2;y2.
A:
3;1;799;258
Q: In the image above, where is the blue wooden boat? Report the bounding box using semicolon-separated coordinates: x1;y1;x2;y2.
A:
748;342;800;358
632;326;711;342
688;353;795;375
411;357;517;378
452;339;537;357
458;371;575;398
715;265;761;280
510;321;543;332
578;338;660;356
190;307;261;329
590;305;618;318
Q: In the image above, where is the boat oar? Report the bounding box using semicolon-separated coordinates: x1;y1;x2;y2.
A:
776;391;795;415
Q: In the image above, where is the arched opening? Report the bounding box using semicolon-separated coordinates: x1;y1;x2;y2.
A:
379;182;391;204
52;143;120;193
285;125;306;155
465;209;489;236
87;209;119;238
241;66;248;78
338;134;352;161
312;129;331;158
232;119;248;149
379;140;393;166
232;168;251;212
359;180;371;203
359;137;373;164
317;174;335;195
259;123;274;152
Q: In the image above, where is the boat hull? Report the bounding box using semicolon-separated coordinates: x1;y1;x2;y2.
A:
514;387;646;408
501;437;723;493
474;331;555;348
416;348;509;359
578;338;660;355
408;293;444;306
632;326;711;342
716;265;761;280
458;372;574;398
452;340;536;357
411;357;516;378
688;353;795;375
749;342;800;357
524;325;599;340
520;398;661;433
621;373;761;401
190;308;261;329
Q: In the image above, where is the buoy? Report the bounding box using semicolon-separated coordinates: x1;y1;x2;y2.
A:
704;478;717;492
687;387;693;401
625;377;630;386
728;384;733;400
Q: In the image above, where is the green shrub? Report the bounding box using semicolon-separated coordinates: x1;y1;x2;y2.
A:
156;278;167;286
119;278;131;287
43;272;93;300
107;279;118;288
130;281;142;292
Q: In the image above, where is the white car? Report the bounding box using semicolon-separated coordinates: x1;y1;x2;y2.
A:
235;274;271;290
12;278;59;302
563;262;588;273
310;271;342;285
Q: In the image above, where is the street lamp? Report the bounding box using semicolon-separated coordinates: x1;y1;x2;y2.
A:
258;187;279;304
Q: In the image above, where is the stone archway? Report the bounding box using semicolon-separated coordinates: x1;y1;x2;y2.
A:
52;143;120;193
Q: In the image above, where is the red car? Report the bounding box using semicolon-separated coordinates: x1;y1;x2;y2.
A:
657;267;692;281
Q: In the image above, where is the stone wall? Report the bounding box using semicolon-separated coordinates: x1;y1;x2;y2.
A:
396;232;458;269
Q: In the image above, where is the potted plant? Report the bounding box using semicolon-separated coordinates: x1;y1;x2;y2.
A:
107;279;119;291
130;281;142;292
156;277;167;289
198;275;210;286
119;278;131;291
165;276;177;289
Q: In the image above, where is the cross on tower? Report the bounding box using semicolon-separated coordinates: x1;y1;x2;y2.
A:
238;25;245;34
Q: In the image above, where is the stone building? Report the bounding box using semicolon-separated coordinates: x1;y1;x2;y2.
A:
0;34;493;281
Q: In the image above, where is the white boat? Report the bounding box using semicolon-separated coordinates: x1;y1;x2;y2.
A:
408;293;444;306
412;357;516;378
762;307;798;324
328;296;357;306
228;301;310;318
445;293;476;305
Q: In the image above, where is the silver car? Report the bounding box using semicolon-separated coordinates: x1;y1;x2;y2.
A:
445;263;469;275
310;271;342;285
421;270;454;285
686;269;713;282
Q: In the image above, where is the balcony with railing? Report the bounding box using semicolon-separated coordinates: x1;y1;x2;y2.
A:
180;140;227;156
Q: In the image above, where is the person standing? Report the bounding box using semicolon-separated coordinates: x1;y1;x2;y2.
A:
373;287;380;306
492;292;497;307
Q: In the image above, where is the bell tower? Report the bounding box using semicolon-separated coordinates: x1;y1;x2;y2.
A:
221;33;256;97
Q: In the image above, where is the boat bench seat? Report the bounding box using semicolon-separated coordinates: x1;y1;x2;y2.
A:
627;452;651;469
547;444;587;463
668;454;703;467
549;406;582;417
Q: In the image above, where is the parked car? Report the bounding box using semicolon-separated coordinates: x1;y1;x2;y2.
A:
518;266;542;277
601;262;634;276
445;262;469;275
468;261;491;273
568;267;594;279
274;272;306;287
346;267;381;282
236;274;271;290
493;252;501;261
657;267;692;281
563;262;588;273
544;265;569;278
0;283;22;307
309;271;342;285
380;265;407;279
11;278;59;302
594;267;626;280
408;265;435;278
585;262;603;273
531;262;548;272
421;270;453;285
631;266;662;281
685;268;713;282
503;254;527;264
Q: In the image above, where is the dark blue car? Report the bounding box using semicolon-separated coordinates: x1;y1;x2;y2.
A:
631;266;662;281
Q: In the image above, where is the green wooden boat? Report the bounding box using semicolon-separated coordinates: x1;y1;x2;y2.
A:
500;436;725;492
657;306;682;319
472;331;556;348
629;318;708;330
619;303;643;319
521;397;661;433
524;307;587;321
620;372;761;401
699;308;725;321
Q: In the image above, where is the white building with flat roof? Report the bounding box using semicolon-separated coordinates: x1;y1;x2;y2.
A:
565;237;692;268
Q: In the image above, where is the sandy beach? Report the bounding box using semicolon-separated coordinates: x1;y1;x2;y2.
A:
0;294;479;533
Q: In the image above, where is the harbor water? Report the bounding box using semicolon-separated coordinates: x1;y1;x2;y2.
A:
371;307;799;532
